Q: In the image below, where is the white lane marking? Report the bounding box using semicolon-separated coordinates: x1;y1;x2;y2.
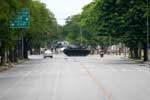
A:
0;71;32;98
51;68;61;100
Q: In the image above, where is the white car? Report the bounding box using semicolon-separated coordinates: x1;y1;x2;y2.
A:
43;49;53;58
60;47;66;52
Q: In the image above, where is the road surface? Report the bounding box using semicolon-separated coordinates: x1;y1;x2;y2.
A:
0;54;150;100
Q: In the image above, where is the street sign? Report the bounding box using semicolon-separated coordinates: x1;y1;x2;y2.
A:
10;8;30;29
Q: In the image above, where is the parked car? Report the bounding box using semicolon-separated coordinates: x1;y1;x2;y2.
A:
43;49;53;58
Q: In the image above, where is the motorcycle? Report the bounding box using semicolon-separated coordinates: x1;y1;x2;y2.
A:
100;51;104;58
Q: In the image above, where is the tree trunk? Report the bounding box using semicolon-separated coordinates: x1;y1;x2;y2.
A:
133;48;139;59
9;49;14;62
138;42;142;59
0;50;5;65
23;37;29;59
143;44;148;61
30;49;33;55
14;47;17;62
23;42;28;59
129;48;133;58
0;41;5;65
14;40;22;59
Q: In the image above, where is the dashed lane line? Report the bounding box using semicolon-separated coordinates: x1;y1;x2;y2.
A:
0;71;32;98
80;63;113;100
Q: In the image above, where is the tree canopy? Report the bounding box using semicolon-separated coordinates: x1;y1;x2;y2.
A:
0;0;57;64
60;0;149;61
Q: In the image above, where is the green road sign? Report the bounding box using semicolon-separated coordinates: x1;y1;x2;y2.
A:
10;8;30;29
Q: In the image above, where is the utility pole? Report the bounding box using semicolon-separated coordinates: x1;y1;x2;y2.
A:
80;26;83;46
22;30;24;58
147;0;150;60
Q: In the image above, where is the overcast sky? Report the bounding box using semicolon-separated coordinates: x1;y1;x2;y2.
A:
40;0;93;25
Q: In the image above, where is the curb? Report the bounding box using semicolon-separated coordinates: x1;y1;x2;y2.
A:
121;57;150;65
129;59;150;65
0;64;14;72
143;61;150;65
0;59;28;72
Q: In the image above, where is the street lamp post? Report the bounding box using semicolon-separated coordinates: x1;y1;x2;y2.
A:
80;26;83;46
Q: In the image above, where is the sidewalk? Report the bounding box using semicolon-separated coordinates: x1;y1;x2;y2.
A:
0;63;14;72
122;56;150;65
0;59;27;72
130;59;150;65
143;61;150;65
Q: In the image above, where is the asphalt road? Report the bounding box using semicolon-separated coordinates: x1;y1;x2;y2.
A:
0;54;150;100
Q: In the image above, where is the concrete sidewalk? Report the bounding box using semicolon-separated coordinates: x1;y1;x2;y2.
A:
121;55;150;66
0;59;27;72
130;59;150;65
143;61;150;65
0;64;14;72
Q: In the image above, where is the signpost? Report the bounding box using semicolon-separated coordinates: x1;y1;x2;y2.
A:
10;8;30;58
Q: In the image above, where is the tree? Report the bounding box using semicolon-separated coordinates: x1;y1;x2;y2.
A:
0;0;57;64
80;0;150;61
23;0;56;58
0;0;22;64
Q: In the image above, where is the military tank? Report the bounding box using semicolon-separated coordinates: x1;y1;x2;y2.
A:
63;45;90;56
